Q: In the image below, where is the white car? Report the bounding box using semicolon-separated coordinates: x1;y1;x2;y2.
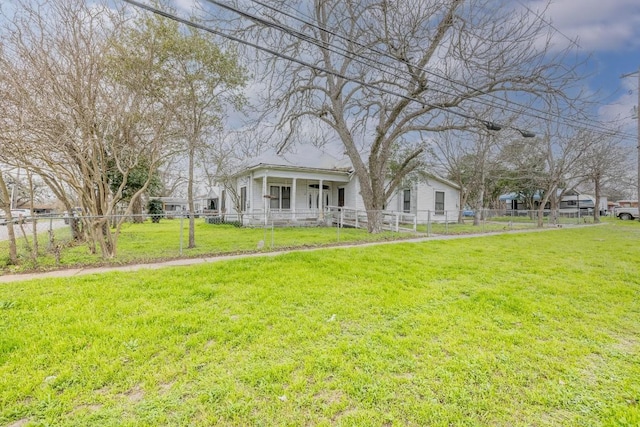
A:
0;209;32;225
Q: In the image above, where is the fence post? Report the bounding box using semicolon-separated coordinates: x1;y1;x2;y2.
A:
577;208;581;225
413;214;417;232
427;210;431;236
445;211;448;234
179;214;184;255
482;209;485;233
395;213;399;232
355;209;359;229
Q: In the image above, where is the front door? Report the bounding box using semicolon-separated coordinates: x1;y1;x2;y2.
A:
308;189;320;212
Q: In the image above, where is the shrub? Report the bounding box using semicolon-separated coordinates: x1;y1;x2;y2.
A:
147;199;164;223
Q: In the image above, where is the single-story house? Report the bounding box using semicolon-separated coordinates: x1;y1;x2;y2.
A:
194;190;220;214
156;197;188;216
221;144;460;227
499;190;599;214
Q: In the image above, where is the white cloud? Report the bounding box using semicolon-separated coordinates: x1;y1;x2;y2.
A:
175;0;201;13
525;0;640;52
599;77;638;132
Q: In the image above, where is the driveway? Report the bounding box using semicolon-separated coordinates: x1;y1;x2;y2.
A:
0;218;68;241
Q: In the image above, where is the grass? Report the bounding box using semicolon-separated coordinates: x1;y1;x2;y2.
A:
420;214;597;234
0;219;403;273
1;222;639;426
1;215;604;274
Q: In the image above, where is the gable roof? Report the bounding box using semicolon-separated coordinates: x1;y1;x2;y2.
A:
237;145;353;175
420;173;461;190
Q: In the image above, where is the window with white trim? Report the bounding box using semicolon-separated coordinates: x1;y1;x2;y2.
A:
239;187;246;212
435;191;445;214
403;189;411;213
269;185;291;209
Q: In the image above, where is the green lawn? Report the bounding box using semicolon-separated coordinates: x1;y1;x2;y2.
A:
0;220;404;273
1;215;603;274
1;223;639;426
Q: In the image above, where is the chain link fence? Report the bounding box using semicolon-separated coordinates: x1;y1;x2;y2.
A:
0;208;602;269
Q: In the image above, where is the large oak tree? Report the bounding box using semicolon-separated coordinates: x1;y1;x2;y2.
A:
217;0;588;231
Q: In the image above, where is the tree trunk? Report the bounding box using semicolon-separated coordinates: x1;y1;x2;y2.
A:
188;144;196;248
366;210;383;233
537;194;552;228
131;197;144;223
473;171;485;227
28;171;38;263
458;192;469;224
0;173;18;264
593;176;601;223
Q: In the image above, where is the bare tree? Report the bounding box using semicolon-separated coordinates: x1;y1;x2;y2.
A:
0;0;174;258
431;123;512;224
578;130;631;222
501;124;596;226
216;0;588;232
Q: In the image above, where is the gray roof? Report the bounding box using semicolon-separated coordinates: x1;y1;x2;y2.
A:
240;145;352;173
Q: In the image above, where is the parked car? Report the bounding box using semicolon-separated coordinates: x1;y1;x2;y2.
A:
614;206;638;220
0;209;32;225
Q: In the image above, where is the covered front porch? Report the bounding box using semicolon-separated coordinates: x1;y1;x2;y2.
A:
239;170;352;225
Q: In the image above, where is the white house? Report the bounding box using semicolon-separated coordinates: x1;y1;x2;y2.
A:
222;145;460;227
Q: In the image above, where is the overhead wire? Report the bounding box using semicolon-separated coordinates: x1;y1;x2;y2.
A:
245;0;539;119
243;0;634;141
123;0;632;141
121;0;513;132
202;0;530;129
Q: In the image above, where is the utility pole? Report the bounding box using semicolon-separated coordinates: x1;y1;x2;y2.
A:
622;67;640;217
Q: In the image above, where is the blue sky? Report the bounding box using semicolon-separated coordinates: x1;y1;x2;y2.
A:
2;0;638;136
527;0;640;133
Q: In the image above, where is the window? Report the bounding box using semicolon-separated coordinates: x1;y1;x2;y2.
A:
270;186;280;209
338;188;345;207
435;191;445;214
281;186;291;209
239;187;246;212
403;189;411;213
269;185;291;209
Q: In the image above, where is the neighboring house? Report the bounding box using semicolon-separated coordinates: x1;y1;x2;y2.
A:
156;197;188;216
222;144;460;226
617;199;638;208
499;190;597;214
195;190;220;214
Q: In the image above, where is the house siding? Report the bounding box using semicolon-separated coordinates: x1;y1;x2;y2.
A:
223;147;460;225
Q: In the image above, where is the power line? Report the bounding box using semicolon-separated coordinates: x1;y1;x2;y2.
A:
243;0;631;140
123;0;632;142
203;0;530;127
515;0;583;51
121;0;519;133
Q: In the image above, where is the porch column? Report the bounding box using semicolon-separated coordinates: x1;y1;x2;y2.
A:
263;174;268;225
319;179;324;220
291;178;297;221
249;173;254;214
